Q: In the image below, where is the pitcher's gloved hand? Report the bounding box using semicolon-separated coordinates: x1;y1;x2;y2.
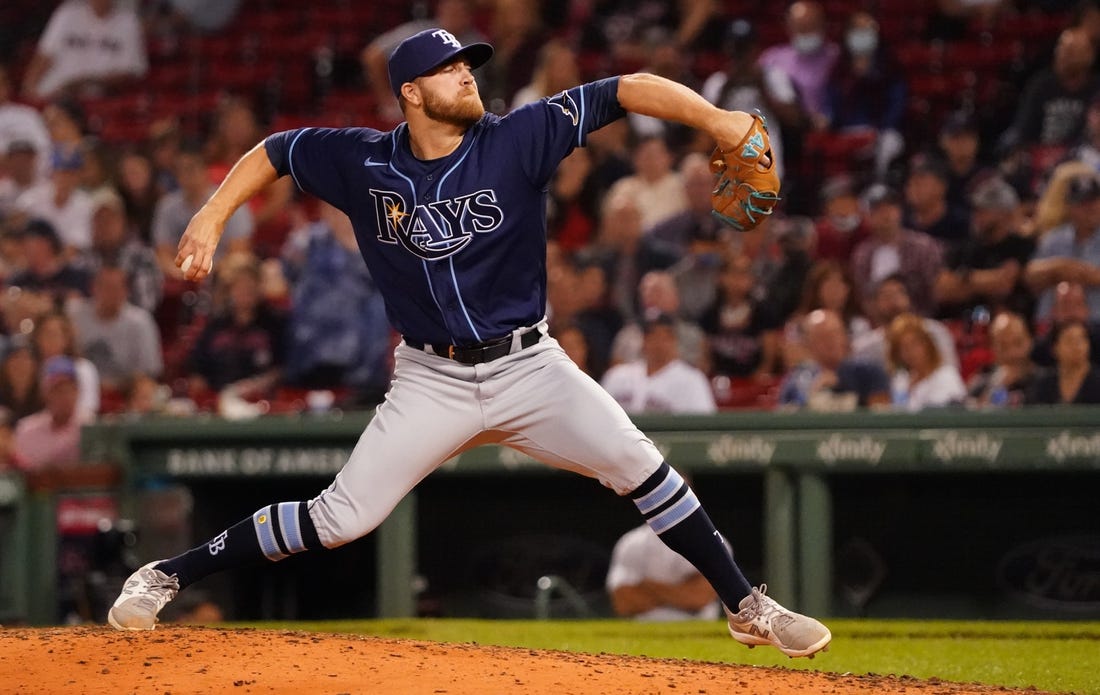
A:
710;113;781;231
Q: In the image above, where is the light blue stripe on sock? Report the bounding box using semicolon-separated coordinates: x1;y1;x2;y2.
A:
633;468;684;516
648;491;701;535
253;506;287;562
278;502;305;554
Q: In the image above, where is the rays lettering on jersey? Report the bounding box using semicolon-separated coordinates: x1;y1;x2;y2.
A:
368;188;504;260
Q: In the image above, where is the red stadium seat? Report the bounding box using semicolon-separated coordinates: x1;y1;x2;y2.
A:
714;376;779;411
895;42;945;74
799;130;878;179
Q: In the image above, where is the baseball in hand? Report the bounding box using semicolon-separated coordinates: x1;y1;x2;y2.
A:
180;255;212;273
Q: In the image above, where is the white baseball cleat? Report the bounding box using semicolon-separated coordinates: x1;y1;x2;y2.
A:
107;561;179;631
726;584;832;658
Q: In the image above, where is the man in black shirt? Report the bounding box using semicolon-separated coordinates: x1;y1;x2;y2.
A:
999;27;1099;152
903;153;971;245
934;176;1036;321
8;218;90;304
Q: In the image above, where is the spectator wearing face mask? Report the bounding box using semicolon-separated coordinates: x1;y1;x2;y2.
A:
823;11;907;181
758;1;840;132
813;175;869;264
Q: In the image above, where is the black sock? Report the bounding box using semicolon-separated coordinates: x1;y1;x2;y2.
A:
630;462;753;610
155;501;323;590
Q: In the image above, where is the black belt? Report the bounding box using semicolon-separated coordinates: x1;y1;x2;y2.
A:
404;330;542;365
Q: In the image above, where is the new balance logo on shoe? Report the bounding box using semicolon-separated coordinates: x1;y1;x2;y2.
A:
726;585;831;659
748;624;770;639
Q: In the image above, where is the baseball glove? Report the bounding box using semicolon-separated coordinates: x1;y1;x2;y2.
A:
710;113;781;231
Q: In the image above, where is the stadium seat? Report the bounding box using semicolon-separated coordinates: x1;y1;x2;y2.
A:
714;376;779;411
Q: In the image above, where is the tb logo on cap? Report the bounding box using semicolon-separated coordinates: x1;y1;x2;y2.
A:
432;29;461;49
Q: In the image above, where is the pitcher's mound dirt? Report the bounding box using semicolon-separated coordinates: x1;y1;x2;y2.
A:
0;626;1057;694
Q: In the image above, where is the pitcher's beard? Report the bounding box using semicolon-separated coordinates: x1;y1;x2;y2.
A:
423;91;484;129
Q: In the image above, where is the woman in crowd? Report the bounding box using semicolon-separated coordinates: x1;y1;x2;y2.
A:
30;310;99;415
784;260;869;368
0;341;41;421
114;147;161;243
511;38;580;109
205;97;293;257
886;313;966;410
1026;319;1100;404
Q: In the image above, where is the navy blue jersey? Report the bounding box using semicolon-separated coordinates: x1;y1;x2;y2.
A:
265;78;626;346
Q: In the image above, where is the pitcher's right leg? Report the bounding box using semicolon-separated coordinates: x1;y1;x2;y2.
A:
110;347;485;630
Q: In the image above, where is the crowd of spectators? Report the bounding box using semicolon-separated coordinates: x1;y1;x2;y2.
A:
1;0;1099;476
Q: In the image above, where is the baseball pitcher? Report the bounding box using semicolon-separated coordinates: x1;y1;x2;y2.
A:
108;28;828;659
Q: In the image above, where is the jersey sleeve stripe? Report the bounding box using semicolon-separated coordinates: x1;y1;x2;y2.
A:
449;257;483;342
576;86;586;147
286;128;312;192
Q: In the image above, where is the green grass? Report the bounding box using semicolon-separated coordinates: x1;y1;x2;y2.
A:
228;618;1100;694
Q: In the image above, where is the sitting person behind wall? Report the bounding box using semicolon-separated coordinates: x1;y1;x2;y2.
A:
606;522;724;621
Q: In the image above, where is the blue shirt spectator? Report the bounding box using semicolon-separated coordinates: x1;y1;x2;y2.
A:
778;309;890;410
825;12;906;134
1025;174;1100;321
281;202;392;401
